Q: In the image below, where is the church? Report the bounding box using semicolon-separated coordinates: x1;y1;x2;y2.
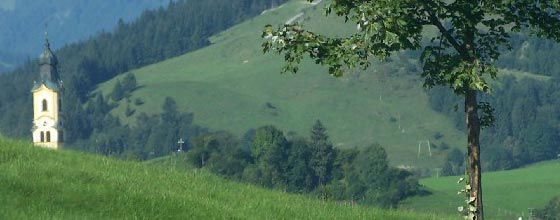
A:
31;37;64;149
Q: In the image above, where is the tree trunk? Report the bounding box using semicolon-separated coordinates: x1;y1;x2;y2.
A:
465;89;483;220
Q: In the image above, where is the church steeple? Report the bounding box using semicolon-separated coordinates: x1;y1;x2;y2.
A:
32;35;64;149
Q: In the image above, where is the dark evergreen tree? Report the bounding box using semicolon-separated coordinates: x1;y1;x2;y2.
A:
110;80;125;102
121;72;138;94
161;97;178;124
309;120;335;186
62;92;91;143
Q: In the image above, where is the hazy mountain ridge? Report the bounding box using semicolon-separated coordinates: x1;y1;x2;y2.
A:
0;0;15;11
0;0;171;73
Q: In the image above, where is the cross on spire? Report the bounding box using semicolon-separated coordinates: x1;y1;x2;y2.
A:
44;22;50;48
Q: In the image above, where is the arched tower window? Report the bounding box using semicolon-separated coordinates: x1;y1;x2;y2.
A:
46;131;51;142
42;99;48;112
40;132;45;142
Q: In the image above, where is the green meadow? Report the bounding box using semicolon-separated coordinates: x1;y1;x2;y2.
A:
0;138;451;220
148;151;560;220
401;161;560;219
96;0;467;170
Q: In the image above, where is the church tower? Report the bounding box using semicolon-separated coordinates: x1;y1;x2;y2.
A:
31;37;63;149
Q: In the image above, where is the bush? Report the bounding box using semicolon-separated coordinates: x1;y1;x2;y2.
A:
134;98;144;106
535;196;560;220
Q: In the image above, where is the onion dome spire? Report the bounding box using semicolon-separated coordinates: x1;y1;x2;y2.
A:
33;30;62;91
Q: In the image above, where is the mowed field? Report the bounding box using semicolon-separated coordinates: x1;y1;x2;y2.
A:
96;0;466;169
0;138;451;220
401;161;560;220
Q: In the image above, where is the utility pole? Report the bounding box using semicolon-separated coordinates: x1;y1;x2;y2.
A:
435;168;442;178
397;112;401;130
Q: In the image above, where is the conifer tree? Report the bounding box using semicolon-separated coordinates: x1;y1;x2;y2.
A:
110;80;125;102
309;120;334;186
121;72;138;94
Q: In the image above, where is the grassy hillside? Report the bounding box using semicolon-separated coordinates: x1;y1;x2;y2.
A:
401;161;560;219
0;138;450;220
96;0;466;169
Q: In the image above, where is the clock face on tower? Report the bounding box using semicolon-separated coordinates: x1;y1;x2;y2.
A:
37;117;55;128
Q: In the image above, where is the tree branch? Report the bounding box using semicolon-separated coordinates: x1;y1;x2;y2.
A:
424;10;467;58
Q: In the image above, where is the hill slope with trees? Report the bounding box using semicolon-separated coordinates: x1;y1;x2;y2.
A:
98;0;560;173
0;138;448;220
94;0;467;170
186;122;421;208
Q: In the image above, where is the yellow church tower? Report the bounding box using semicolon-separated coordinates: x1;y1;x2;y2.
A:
31;37;63;149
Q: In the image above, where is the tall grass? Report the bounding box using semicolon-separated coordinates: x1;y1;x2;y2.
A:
0;139;450;219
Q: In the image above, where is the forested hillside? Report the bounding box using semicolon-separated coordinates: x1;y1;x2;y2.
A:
497;35;560;77
0;0;288;139
428;37;560;171
92;0;467;170
0;0;171;73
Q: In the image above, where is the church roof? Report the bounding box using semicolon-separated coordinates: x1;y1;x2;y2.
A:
40;39;58;66
32;38;62;92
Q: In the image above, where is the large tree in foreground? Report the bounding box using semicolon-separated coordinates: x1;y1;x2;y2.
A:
262;1;560;219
